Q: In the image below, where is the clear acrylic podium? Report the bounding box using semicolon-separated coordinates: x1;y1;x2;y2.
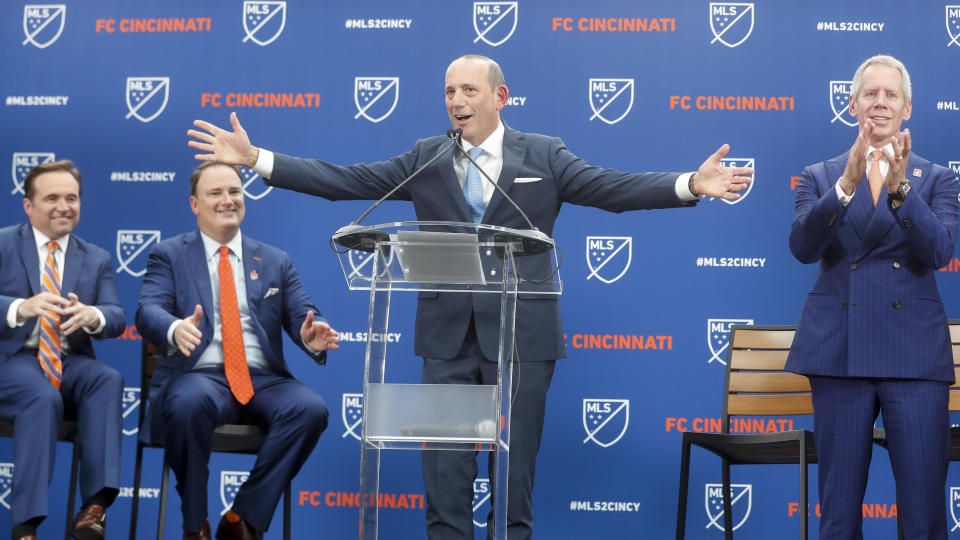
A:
333;221;561;539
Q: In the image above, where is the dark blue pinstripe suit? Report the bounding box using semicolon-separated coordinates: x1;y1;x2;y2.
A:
786;151;958;539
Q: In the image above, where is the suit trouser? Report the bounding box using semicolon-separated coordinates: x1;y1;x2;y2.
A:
422;322;556;540
809;376;949;540
160;368;328;533
0;352;122;526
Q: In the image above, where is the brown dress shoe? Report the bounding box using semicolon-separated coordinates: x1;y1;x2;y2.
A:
215;511;262;540
71;503;106;540
15;536;38;540
183;518;211;540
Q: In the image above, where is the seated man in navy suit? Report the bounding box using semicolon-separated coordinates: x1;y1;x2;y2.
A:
186;55;753;539
787;55;958;539
0;160;125;540
135;162;339;540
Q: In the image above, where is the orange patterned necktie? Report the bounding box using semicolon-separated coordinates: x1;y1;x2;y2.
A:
868;149;884;207
218;246;254;404
37;241;62;388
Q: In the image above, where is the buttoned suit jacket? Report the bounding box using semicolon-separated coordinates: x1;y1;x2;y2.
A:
135;231;327;444
0;223;125;359
786;151;958;382
267;125;693;363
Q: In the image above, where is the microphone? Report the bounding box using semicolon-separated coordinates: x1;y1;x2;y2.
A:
331;129;463;252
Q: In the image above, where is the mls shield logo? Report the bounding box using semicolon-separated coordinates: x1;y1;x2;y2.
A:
23;4;66;49
582;398;629;448
829;81;857;127
125;77;170;123
707;318;754;365
354;77;400;123
341;393;363;441
243;1;286;46
240;167;272;200
122;387;140;436
473;2;518;47
220;471;249;515
714;158;754;205
588;79;634;125
709;3;754;48
586;236;632;284
473;478;491;528
347;246;395;280
11;152;55;195
705;483;752;531
0;463;12;510
116;230;160;278
947;6;960;47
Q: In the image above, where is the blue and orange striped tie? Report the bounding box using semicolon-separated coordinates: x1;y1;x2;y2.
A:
37;241;62;388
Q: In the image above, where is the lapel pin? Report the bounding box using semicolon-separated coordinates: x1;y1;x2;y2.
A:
253;256;262;261
912;168;922;177
249;270;259;281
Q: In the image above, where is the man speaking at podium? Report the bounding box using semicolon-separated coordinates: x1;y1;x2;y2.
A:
189;54;751;539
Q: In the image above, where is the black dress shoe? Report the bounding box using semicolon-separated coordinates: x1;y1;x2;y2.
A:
215;511;262;540
71;503;106;540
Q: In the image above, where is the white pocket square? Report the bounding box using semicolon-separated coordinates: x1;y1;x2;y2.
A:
514;177;542;184
264;287;279;299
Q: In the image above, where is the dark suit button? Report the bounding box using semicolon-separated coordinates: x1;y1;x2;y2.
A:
892;261;901;269
849;263;857;270
842;302;849;309
892;301;902;309
827;213;838;227
903;217;913;229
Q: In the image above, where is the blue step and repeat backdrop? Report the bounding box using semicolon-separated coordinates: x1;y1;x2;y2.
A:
3;0;960;538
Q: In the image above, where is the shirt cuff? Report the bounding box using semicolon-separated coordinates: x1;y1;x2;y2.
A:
675;172;700;201
6;299;25;328
253;148;274;179
835;179;853;207
167;320;181;349
82;307;106;334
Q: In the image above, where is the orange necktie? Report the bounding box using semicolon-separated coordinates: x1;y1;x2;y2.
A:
218;246;254;404
868;149;884;207
37;241;62;388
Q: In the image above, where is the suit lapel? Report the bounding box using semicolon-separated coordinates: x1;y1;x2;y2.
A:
60;236;84;297
242;237;262;313
186;233;214;327
484;128;526;223
18;224;41;295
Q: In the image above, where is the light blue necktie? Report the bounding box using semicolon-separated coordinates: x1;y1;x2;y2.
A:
463;147;486;223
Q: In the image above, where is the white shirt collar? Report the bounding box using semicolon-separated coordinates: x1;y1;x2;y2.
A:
199;229;243;263
462;120;504;159
31;226;69;253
